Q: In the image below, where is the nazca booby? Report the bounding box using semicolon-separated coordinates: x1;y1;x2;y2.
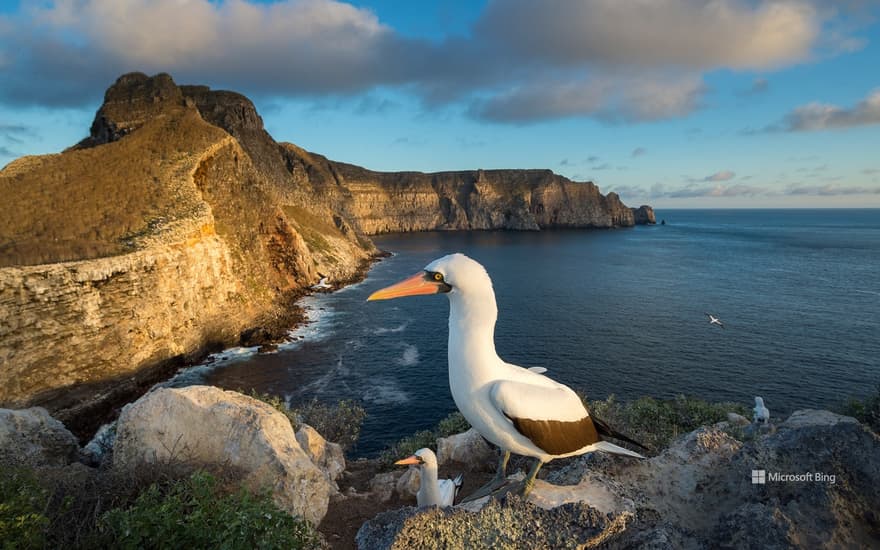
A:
753;396;770;424
369;253;647;496
705;313;724;328
395;448;463;507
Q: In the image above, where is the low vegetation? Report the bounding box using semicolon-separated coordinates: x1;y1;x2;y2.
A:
587;394;750;451
840;383;880;433
95;471;322;549
0;465;322;550
248;391;367;452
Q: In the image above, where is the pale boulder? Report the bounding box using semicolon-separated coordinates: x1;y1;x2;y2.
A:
436;428;493;466
396;466;421;497
113;386;332;524
296;423;345;482
0;407;79;466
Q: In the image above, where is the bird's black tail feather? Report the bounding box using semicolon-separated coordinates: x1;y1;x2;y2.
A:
592;415;653;453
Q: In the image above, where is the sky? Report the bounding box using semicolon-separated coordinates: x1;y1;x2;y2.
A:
1;0;879;208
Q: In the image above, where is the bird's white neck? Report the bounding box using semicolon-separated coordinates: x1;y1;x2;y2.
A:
447;289;501;385
418;461;440;505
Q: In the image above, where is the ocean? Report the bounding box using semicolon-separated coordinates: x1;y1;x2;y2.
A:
186;209;880;456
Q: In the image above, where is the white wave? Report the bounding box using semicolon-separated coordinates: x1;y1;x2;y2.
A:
854;289;880;296
298;356;351;395
375;321;410;335
362;379;411;405
397;344;420;366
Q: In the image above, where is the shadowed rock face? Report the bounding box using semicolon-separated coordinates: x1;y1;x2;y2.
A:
356;410;880;549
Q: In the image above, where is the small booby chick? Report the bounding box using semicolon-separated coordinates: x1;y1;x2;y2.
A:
753;396;770;424
395;448;463;507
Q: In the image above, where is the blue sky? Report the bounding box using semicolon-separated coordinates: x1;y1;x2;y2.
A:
1;0;879;208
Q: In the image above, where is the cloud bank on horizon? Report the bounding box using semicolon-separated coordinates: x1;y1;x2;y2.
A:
1;0;879;206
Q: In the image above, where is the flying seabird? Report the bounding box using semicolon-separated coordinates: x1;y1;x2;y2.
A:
753;396;770;424
395;448;463;507
369;253;647;497
311;276;331;290
705;313;724;328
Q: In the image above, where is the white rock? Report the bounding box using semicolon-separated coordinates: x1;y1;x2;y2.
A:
437;428;493;466
726;412;750;426
296;424;345;482
0;407;78;466
527;477;635;514
781;409;859;429
113;386;332;524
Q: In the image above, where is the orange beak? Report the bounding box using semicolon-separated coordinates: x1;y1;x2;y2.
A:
394;455;422;466
367;272;443;301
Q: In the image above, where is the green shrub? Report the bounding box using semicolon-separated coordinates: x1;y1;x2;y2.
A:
95;471;322;550
0;468;49;550
247;391;366;452
379;411;471;467
841;383;880;433
588;394;750;451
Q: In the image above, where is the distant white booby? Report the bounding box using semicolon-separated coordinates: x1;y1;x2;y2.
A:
395;448;463;507
369;253;647;497
311;276;331;290
753;396;770;424
705;313;724;328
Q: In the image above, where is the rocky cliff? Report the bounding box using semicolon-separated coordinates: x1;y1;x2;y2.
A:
0;72;652;433
0;73;374;432
278;157;647;234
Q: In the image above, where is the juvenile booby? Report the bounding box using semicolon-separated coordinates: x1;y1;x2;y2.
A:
395;448;463;507
311;276;331;290
705;313;724;328
369;253;647;497
753;396;770;424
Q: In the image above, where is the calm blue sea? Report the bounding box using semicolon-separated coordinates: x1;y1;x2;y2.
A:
190;209;880;456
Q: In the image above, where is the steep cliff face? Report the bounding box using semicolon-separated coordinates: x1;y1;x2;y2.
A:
284;159;646;235
0;73;373;428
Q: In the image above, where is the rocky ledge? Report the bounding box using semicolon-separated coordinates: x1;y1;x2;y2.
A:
2;388;877;549
358;410;880;549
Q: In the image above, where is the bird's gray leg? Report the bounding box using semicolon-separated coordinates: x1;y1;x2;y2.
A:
493;449;510;483
521;459;544;497
460;449;511;502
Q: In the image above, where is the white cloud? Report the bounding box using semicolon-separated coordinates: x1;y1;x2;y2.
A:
473;74;705;123
779;89;880;131
786;184;880;195
477;0;821;70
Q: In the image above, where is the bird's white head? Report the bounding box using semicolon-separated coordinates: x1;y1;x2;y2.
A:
755;396;764;407
367;253;493;302
394;447;438;470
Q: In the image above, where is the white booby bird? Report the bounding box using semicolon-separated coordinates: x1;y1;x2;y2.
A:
705;313;724;328
311;276;331;290
369;253;647;497
395;448;463;507
753;396;770;424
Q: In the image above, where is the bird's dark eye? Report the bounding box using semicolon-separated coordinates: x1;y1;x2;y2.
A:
433;272;444;282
